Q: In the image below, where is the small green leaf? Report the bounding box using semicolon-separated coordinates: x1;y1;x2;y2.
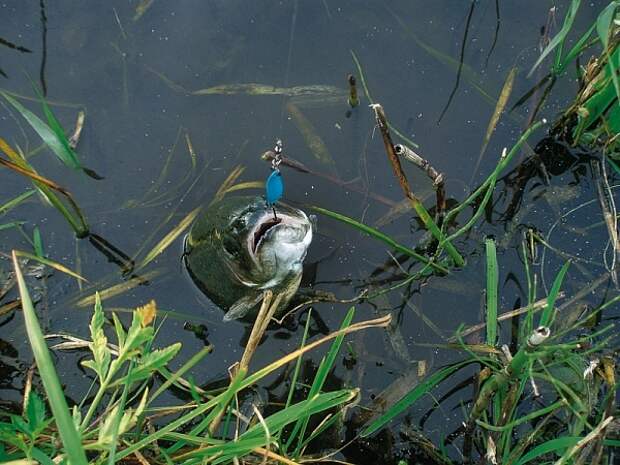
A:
117;343;182;385
123;324;154;356
11;415;32;436
112;313;127;349
25;391;47;432
84;293;111;381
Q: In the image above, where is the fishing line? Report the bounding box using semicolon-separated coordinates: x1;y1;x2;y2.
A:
278;0;298;131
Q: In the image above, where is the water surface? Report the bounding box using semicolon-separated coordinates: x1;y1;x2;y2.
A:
0;1;615;462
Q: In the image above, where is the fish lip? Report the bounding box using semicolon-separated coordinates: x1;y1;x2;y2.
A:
247;211;308;258
251;215;282;253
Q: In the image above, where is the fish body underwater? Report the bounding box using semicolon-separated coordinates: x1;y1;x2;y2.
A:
184;196;313;321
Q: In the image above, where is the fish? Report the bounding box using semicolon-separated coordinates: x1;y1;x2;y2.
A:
184;196;313;321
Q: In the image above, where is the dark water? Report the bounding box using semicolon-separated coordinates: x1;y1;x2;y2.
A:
0;1;616;462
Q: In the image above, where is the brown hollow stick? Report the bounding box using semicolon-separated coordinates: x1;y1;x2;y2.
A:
394;144;446;217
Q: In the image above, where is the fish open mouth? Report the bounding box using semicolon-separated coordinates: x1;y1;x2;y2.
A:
251;216;282;253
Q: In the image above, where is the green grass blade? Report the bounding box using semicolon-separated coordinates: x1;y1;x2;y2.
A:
1;91;81;170
288;307;355;453
445;121;543;227
0;137;88;236
596;2;617;49
514;437;579;465
310;307;354;397
0;221;26;232
11;251;88;465
150;345;212;403
477;399;565;432
0;189;35;215
117;314;390;460
286;309;312;410
13;249;87;282
311;205;448;273
136;206;201;270
528;0;581;77
539;261;570;327
32;226;43;258
32;84;84;170
555;23;595;74
485;238;498;346
360;359;473;436
443;171;497;245
209;390;357;463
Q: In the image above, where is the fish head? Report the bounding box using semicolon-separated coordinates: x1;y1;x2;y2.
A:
219;197;313;289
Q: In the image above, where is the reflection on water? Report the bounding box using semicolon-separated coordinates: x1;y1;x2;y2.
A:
0;1;616;462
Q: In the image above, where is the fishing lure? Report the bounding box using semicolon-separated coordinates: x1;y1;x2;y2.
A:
266;139;284;219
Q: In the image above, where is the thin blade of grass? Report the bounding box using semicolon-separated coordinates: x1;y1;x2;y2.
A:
136;206;201;270
76;270;160;307
361;359;474;436
191;83;345;98
1;90;81;170
485;238;498;345
212;164;245;204
514;437;580;465
311;205;448;273
472;68;516;180
528;0;581;77
224;181;264;194
285;309;312;410
287;307;355;453
0;189;35;215
150;345;212;403
539;261;570;327
0;221;26;232
596;2;617;50
133;0;154;21
184;131;197;169
444;121;543;226
214;390;357;463
32;226;43;258
11;250;88;465
13;249;86;281
556;23;596;74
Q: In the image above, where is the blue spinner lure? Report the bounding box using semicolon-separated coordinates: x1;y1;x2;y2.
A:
266;139;284;218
